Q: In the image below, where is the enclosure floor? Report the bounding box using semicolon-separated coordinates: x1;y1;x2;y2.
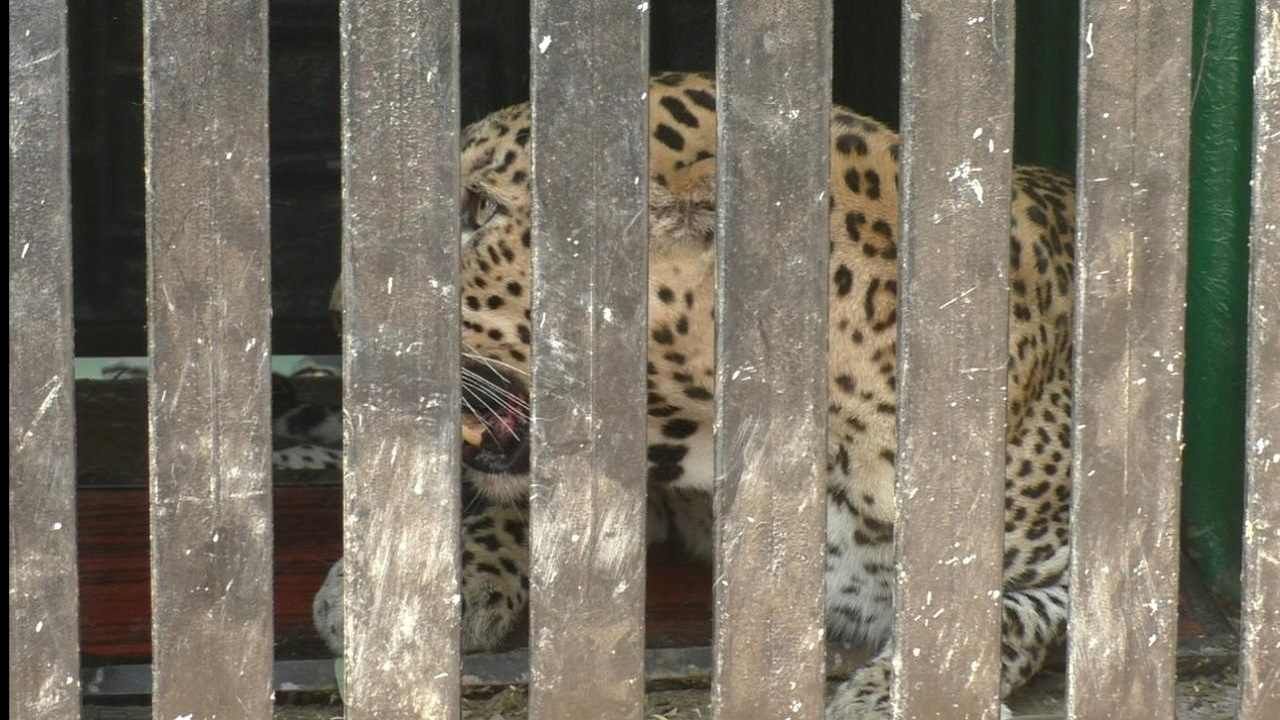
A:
83;663;1240;720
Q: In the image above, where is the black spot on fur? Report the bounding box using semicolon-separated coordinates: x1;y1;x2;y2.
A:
844;168;861;194
684;88;716;111
660;96;700;127
649;463;684;483
654;123;685;151
864;170;882;199
662;418;699;439
684;386;713;401
836;133;869;156
834;265;853;296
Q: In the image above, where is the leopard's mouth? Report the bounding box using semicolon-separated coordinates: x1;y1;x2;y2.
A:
460;358;530;478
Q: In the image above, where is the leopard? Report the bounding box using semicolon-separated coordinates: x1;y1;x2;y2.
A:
304;71;1077;718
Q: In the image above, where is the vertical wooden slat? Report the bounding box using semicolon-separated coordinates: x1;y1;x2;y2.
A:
1068;2;1193;719
9;1;81;718
339;2;462;717
1239;3;1280;718
526;3;649;718
143;1;273;717
711;4;830;719
893;4;1015;718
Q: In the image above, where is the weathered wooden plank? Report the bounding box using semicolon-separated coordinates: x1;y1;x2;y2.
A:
1067;3;1193;719
526;3;649;718
9;1;82;718
893;3;1015;718
1239;4;1280;718
143;1;273;717
711;3;830;719
338;2;463;718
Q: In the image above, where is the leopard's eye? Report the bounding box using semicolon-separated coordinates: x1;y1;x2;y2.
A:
474;197;499;227
464;191;500;231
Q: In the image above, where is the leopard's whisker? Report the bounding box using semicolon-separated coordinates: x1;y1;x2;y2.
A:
461;366;530;412
462;348;530;378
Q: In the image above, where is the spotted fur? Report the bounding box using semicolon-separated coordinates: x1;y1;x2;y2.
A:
308;72;1076;717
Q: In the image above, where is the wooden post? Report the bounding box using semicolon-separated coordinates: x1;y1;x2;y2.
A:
1239;2;1280;717
711;3;831;718
1068;2;1193;718
9;1;81;717
143;1;274;716
339;1;464;717
894;3;1015;718
526;2;650;717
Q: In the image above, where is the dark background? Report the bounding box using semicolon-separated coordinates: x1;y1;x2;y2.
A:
68;0;1073;358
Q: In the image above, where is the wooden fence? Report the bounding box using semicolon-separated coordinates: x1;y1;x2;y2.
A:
9;1;1278;719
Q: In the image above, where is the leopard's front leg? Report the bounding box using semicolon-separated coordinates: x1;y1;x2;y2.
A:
824;584;1068;719
312;500;530;655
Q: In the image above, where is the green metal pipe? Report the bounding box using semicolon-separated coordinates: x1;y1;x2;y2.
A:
1182;0;1255;605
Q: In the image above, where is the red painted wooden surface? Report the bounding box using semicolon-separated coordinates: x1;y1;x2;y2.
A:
77;485;714;663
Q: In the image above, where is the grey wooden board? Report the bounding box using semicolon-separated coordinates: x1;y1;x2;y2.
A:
711;3;831;719
1239;3;1280;718
1067;3;1193;719
526;3;649;718
894;4;1015;718
338;1;463;718
9;1;82;718
143;1;274;717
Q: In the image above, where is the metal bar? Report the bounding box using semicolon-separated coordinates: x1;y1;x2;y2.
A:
894;3;1015;718
1067;2;1193;719
526;3;649;718
81;642;877;697
83;647;724;697
9;1;81;717
143;1;273;717
1239;3;1280;717
339;1;462;717
711;3;831;718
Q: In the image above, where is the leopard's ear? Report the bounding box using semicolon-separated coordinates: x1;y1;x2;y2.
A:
649;155;716;249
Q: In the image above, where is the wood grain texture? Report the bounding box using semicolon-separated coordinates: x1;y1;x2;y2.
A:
143;1;274;717
339;1;463;718
1240;3;1280;718
1068;2;1193;719
526;3;650;718
894;3;1015;718
9;1;82;717
711;3;831;718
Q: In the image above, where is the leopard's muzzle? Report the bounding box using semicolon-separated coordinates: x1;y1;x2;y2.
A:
460;358;530;477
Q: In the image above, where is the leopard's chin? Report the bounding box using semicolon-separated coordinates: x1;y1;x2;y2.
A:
461;428;529;478
464;468;531;506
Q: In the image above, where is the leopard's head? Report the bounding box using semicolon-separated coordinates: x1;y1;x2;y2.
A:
452;105;536;497
329;79;720;503
328;104;536;500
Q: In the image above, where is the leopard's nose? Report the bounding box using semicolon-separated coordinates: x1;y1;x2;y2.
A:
461;415;486;448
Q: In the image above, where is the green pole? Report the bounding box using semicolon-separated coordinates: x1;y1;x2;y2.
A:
1182;0;1255;605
